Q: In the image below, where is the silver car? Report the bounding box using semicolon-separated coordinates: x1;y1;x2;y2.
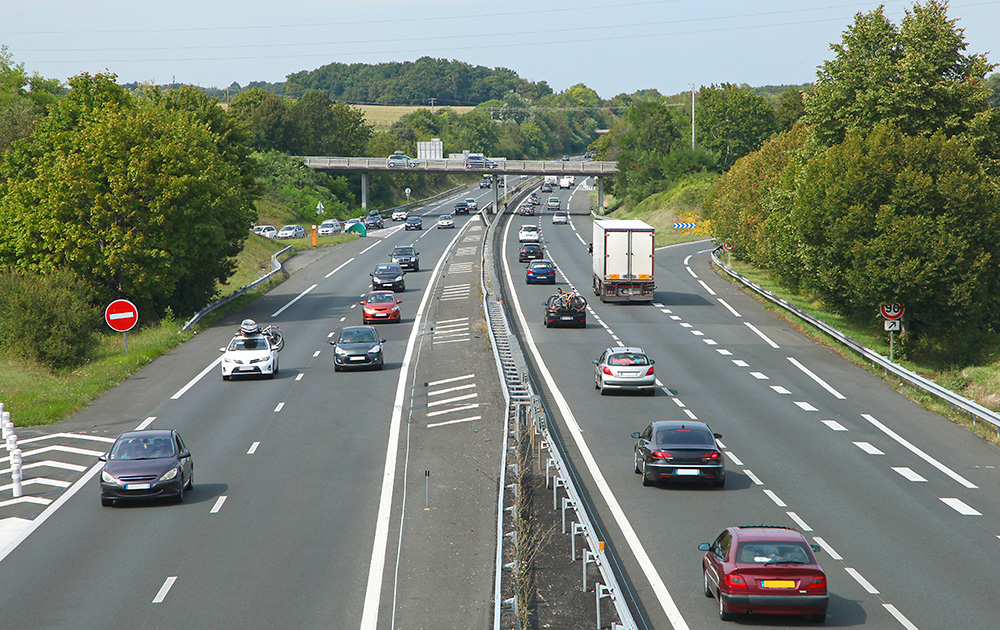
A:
594;347;656;395
277;224;305;239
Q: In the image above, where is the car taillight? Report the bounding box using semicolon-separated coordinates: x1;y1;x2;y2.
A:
645;366;654;376
602;366;613;376
702;451;721;461
725;574;747;589
650;450;673;460
808;576;826;590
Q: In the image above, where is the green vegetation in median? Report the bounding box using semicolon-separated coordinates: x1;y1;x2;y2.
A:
600;173;717;248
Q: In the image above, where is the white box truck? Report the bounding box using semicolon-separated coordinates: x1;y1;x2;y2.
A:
592;219;655;302
559;176;573;189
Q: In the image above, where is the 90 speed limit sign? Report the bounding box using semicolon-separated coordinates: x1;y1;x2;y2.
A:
880;303;904;320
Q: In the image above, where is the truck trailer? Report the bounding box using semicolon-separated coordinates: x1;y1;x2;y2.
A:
592;219;655;303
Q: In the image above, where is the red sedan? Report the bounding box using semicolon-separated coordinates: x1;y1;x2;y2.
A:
361;291;402;324
700;526;828;623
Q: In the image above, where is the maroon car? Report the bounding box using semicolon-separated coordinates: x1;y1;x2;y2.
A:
700;526;828;623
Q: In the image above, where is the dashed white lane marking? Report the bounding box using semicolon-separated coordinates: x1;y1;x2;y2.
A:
940;497;981;515
152;577;177;603
862;414;978;489
786;511;812;531
763;489;786;507
325;257;354;279
295;374;303;381
724;451;743;466
247;442;260;455
669;315;682;321
271;283;318;318
717;299;741;317
360;240;381;254
136;416;157;430
427;415;482;429
671;398;686;408
845;567;879;594
812;537;842;560
854;442;884;455
743;470;763;485
732;360;749;367
427;373;474;386
691;330;704;336
273;402;284;413
652;302;664;308
340;316;347;322
685;266;697;279
787;357;846;399
771;385;791;394
312;351;320;358
893;467;927;482
716;349;733;356
821;419;848;431
703;339;717;345
698;280;716;296
680;322;692;328
683;409;697;420
171;356;224;400
744;322;780;348
210;496;227;513
883;604;919;630
750;372;769;380
794;401;818;411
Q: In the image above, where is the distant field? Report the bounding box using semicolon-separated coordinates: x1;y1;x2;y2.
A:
357;104;475;128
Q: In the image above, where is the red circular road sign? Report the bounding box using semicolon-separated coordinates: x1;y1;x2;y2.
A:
105;299;139;332
723;241;733;251
880;303;904;320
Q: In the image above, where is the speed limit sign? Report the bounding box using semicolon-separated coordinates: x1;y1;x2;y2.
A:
722;241;733;251
880;303;904;320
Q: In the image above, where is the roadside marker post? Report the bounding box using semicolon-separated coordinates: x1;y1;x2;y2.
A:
881;304;904;363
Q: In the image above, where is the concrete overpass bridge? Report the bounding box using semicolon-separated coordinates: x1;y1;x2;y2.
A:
301;156;617;210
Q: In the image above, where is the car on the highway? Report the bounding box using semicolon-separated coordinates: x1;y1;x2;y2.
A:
255;225;277;239
342;218;361;232
561;155;570;161
525;259;556;284
529;192;540;205
453;201;470;215
542;292;586;328
464;154;497;169
390;245;419;271
464;197;478;211
540;182;553;193
700;526;828;622
518;242;544;262
386;151;418;168
370;262;405;291
363;211;384;230
331;325;385;371
318;219;341;236
99;429;194;506
391;209;408;221
552;211;568;224
361;290;402;324
518;225;540;243
277;224;305;239
631;420;724;487
593;346;655;395
546;196;561;210
479;176;491;188
405;216;423;230
437;214;455;229
220;328;280;380
518;204;534;216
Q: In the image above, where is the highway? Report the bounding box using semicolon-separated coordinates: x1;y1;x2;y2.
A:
496;181;1000;629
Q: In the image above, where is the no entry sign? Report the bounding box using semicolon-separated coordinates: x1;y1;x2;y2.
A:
105;299;138;332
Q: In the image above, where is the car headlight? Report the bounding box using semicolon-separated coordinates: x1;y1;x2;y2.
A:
369;344;382;354
390;305;398;312
101;470;118;484
393;276;402;282
364;307;376;314
159;467;179;482
334;346;349;356
249;356;267;364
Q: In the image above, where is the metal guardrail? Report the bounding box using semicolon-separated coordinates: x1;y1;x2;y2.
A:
303;156;617;177
710;247;1000;434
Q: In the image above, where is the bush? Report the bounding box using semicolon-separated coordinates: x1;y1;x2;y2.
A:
0;268;98;369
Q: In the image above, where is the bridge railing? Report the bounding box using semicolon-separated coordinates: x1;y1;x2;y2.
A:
301;156;617;176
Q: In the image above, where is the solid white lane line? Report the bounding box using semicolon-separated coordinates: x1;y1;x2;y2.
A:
248;442;260;454
821;420;848;431
135;416;157;430
743;470;763;485
862;414;978;489
325;257;355;278
698;280;716;296
940;497;981;515
883;604;920;630
274;402;284;412
812;537;842;560
152;577;177;603
763;489;786;507
426;404;480;418
786;511;812;531
844;567;879;594
717;299;741;317
744;322;780;348
360;240;381;254
210;496;227;513
271;283;318;318
892;467;927;482
787;357;846;399
427;416;482;428
170;356;224;400
427;374;475;387
794;401;818;411
854;442;884;455
685;266;698;279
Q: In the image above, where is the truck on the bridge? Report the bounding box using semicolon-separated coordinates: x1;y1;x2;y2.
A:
592;219;655;303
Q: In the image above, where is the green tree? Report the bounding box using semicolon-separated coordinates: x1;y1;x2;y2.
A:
229;87;296;152
773;88;805;133
697;83;776;170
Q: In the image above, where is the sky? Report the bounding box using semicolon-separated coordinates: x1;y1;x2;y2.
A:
3;0;999;100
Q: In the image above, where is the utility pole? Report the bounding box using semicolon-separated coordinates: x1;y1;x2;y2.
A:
691;84;696;150
429;97;436;113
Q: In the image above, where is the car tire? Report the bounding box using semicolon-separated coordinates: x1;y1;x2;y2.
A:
594;374;600;390
175;485;185;504
101;497;114;507
415;265;419;272
719;592;735;621
599;382;608;396
634;452;642;474
185;469;194;490
704;568;714;597
334;364;341;372
376;363;384;371
641;463;653;486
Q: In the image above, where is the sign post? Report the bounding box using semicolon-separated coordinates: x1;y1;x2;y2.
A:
316;201;324;216
404;187;411;202
880;303;904;363
722;240;733;267
105;299;138;355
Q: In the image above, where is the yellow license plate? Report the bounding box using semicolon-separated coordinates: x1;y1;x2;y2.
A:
762;580;795;588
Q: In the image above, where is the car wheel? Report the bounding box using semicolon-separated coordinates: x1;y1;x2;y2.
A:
634;451;642;474
415;265;419;272
594;374;600;390
101;497;114;507
175;484;185;504
719;591;735;621
376;363;384;371
641;462;654;486
185;469;194;490
704;568;714;597
599;382;608;396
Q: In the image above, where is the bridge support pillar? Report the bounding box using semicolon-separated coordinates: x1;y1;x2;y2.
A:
361;172;369;210
597;176;604;215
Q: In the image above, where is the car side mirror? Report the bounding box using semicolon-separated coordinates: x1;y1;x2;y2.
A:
811;544;821;553
630;432;642;439
698;543;711;551
219;347;225;352
650;359;655;365
99;454;107;462
397;299;403;304
592;360;599;365
179;450;191;459
380;339;387;343
360;301;365;305
329;340;337;345
713;433;723;439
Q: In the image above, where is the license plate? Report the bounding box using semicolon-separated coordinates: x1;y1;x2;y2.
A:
676;469;699;476
235;366;253;372
349;356;366;362
374;314;387;317
561;316;573;320
762;580;795;588
125;483;151;490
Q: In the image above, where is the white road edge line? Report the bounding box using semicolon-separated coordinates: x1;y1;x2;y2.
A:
862;414;978;489
743;322;780;348
271;283;318;318
500;216;691;630
325;257;355;279
787;357;846;399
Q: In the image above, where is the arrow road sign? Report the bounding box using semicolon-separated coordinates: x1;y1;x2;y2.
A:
105;299;138;332
884;319;901;331
673;222;696;229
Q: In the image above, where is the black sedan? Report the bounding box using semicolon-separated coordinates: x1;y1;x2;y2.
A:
405;216;422;230
99;429;193;506
371;263;405;291
631;421;725;487
519;243;543;262
331;325;385;371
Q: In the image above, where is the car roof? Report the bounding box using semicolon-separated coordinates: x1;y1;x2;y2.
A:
374;263;400;270
367;290;395;296
648;419;712;432
117;429;174;440
605;346;646;354
342;325;376;333
529;259;553;265
520;243;541;248
731;526;808;542
521;225;537;229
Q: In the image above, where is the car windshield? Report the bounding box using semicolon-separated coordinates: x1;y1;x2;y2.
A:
522;245;541;251
367;293;396;304
530;261;554;270
606;352;649;366
339;328;377;344
393;247;414;256
736;542;812;565
280;225;296;231
655;427;714;446
110;436;175;460
521;226;537;232
439;215;452;221
374;264;399;274
407;217;420;223
228;335;269;351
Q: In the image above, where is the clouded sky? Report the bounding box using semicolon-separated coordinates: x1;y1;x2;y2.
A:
3;0;998;99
